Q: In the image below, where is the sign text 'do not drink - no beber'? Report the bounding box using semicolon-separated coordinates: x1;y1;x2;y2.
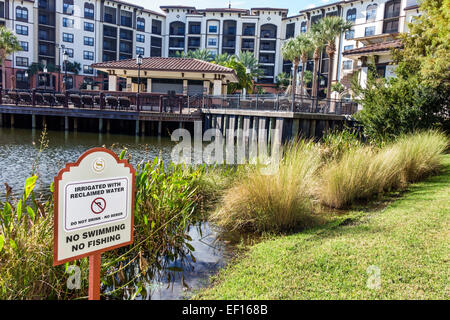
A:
53;148;135;266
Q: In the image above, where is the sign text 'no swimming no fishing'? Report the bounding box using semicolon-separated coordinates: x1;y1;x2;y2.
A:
53;147;135;300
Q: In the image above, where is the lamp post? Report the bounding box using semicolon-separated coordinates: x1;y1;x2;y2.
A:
63;50;69;92
57;44;65;92
136;54;143;94
43;66;48;91
24;71;29;89
243;67;250;99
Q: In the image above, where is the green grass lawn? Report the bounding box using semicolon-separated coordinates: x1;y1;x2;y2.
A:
196;155;450;300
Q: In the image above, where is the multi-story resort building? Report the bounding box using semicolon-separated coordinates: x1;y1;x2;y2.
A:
0;0;420;97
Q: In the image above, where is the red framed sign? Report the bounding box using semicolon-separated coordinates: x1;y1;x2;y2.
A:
53;148;135;267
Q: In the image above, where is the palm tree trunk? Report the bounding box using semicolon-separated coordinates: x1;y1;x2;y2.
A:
326;46;335;100
292;59;299;111
312;48;320;99
300;59;306;107
0;51;6;91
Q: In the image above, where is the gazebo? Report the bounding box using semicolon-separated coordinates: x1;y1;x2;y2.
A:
92;57;238;95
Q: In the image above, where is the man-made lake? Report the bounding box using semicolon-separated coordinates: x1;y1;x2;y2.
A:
0;127;231;300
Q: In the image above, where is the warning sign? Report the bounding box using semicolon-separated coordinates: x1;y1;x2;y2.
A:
53;148;135;266
64;177;129;231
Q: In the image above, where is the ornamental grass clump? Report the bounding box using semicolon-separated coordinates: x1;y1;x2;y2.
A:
210;140;321;233
318;130;448;208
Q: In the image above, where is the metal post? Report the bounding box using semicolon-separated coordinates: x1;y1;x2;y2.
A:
159;95;163;113
32;89;36;107
100;92;105;110
88;253;101;300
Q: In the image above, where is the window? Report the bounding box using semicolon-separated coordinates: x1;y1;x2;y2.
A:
207;38;217;46
300;21;307;33
136;34;145;43
16;6;28;21
189;22;201;34
16;56;29;67
384;0;401;19
0;2;4;19
63;76;73;90
16;25;28;35
152;20;162;34
84;3;94;19
120;10;132;27
65;48;74;58
346;8;356;23
366;4;377;22
83;65;94;74
345;29;355;40
137;18;145;32
83;51;94;60
343;60;353;70
136;47;144;56
120;29;132;40
84;36;94;46
343;45;354;51
84;22;94;32
208;25;218;33
19;41;28;51
63;17;74;28
63;33;74;43
151;36;162;47
286;23;295;39
151;47;161;57
63;0;74;15
104;6;116;24
365;26;375;37
383;20;399;33
243;23;255;36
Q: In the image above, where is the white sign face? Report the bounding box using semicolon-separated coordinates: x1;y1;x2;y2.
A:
54;148;135;266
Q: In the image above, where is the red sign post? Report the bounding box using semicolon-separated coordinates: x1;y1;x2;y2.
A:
53;148;135;300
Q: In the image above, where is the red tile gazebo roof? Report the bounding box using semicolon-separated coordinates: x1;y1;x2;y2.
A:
92;57;236;74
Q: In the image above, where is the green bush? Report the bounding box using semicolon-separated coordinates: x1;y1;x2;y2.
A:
318;131;448;208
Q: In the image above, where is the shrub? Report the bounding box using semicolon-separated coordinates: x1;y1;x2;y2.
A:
318;130;448;208
210;141;321;233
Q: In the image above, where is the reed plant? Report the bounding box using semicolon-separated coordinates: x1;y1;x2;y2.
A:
210;140;321;233
318;130;448;208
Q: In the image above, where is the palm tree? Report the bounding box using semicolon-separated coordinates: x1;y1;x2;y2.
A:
236;50;264;82
175;49;214;61
214;53;232;65
0;27;22;90
281;34;313;97
311;16;352;99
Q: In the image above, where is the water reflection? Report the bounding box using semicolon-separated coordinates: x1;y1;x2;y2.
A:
0;128;233;300
104;223;233;300
0;127;175;197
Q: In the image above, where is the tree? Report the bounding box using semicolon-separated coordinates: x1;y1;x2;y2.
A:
215;56;251;94
281;34;313;97
393;0;449;91
353;0;450;140
0;27;22;90
236;51;264;86
353;62;449;141
275;72;291;93
310;16;352;99
175;49;214;61
214;53;232;65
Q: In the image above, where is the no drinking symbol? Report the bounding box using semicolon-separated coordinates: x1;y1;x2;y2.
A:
91;197;106;214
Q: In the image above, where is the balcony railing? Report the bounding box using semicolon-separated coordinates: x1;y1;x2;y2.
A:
0;90;358;116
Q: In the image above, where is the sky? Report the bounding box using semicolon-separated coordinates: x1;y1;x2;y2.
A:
124;0;335;15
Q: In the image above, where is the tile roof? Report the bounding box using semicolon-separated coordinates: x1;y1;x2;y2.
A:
92;57;236;74
343;40;403;56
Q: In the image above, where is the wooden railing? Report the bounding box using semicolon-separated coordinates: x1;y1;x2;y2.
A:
0;89;358;116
